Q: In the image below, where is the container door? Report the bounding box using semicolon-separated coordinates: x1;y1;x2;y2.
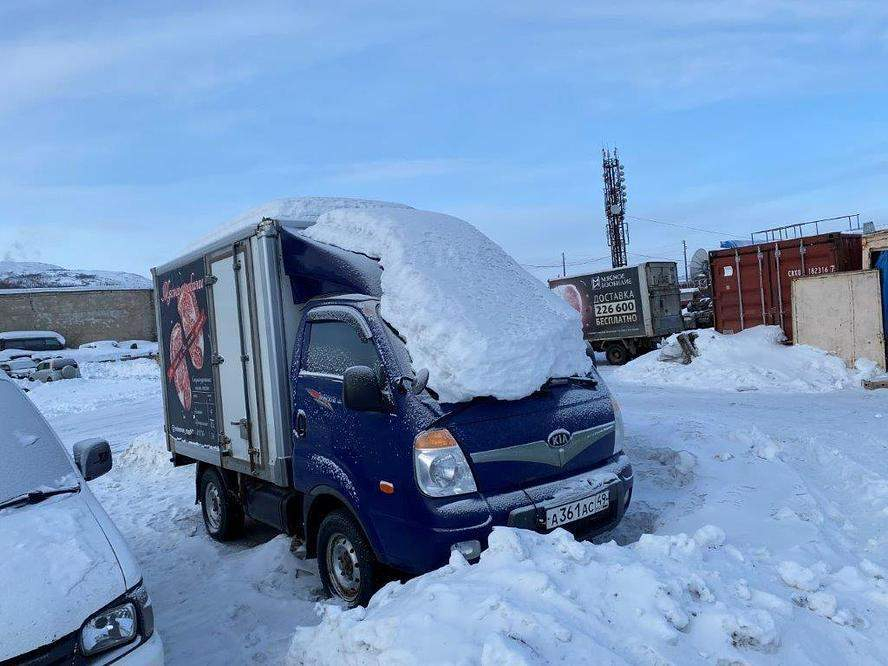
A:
210;245;261;469
749;246;775;327
711;249;772;333
774;236;840;341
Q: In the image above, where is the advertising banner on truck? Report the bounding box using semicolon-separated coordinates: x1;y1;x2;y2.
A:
157;257;218;448
550;267;646;339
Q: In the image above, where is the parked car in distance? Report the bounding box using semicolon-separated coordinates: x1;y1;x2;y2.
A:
0;374;163;664
79;340;121;349
0;330;65;354
32;358;81;382
0;357;37;379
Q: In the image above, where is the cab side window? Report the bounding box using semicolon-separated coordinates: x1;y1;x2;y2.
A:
303;321;381;377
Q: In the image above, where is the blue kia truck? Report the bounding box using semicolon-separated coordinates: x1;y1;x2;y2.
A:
152;198;632;606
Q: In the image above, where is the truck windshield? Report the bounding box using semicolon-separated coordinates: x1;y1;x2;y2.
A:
0;383;77;506
380;321;414;375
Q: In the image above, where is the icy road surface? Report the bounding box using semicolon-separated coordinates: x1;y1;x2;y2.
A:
27;355;888;664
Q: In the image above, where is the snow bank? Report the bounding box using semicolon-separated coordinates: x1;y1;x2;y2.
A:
25;359;160;417
117;430;172;475
289;525;879;665
303;207;590;402
615;326;877;393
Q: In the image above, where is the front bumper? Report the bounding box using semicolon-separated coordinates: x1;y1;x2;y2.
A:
376;453;633;573
116;632;164;665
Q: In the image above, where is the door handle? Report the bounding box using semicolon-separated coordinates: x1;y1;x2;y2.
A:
294;410;307;438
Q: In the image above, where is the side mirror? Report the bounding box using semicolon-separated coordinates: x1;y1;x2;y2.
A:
73;438;113;481
343;366;386;412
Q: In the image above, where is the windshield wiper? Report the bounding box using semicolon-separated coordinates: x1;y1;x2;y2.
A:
0;485;81;511
544;375;599;389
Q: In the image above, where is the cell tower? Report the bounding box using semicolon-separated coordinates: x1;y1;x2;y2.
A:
602;148;628;268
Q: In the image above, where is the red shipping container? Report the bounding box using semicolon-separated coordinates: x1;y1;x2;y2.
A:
709;233;862;341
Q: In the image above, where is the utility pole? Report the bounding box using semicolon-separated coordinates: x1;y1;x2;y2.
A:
602;148;628;268
682;240;689;285
561;252;566;277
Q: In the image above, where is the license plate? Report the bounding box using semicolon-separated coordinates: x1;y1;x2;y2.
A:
545;490;610;529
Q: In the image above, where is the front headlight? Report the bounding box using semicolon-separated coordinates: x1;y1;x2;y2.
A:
80;602;137;656
611;396;625;454
80;582;154;656
414;429;478;497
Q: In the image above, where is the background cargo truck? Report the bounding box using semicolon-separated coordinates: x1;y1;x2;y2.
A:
152;199;633;606
549;262;684;365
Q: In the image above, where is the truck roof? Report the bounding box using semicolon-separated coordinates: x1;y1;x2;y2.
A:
154;197;413;276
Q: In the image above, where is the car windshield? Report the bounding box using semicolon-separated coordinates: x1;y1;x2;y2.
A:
0;382;77;505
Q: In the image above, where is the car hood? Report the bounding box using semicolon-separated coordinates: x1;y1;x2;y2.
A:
438;382;619;494
0;491;126;660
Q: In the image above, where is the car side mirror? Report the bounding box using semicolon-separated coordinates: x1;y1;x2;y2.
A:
73;438;113;481
342;366;386;412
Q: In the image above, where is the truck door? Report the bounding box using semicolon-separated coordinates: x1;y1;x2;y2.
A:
210;243;261;470
291;306;398;507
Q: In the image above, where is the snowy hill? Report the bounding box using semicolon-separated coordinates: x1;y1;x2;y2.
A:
0;260;151;291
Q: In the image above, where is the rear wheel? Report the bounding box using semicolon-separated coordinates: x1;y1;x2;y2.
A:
199;467;244;541
605;342;630;366
317;510;379;607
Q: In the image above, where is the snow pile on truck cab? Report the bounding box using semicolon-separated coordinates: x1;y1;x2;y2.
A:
615;326;877;393
290;526;887;665
303;206;590;403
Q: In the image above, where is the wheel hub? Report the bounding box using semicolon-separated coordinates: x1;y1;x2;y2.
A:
327;533;360;602
204;481;223;531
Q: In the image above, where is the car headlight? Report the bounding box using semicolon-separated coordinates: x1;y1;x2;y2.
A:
610;396;625;454
414;429;478;497
80;603;137;656
80;582;154;656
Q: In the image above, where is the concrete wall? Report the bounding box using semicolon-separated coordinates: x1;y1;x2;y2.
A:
0;289;156;347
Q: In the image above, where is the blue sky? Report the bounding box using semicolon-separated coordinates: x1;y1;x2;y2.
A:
2;1;888;280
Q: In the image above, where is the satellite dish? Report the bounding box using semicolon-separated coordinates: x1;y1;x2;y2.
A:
688;248;711;286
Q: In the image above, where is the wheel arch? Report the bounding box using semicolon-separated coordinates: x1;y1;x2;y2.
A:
303;486;382;561
195;462;240;504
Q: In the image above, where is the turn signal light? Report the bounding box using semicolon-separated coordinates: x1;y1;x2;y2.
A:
414;429;458;450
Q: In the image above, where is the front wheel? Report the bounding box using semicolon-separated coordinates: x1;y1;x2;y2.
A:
199;467;244;541
317;510;379;607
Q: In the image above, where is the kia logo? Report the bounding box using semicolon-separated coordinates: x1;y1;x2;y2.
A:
547;429;571;448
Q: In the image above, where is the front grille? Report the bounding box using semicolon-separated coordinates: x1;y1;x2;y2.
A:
2;631;79;666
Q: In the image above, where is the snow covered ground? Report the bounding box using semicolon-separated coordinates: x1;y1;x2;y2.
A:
29;333;888;664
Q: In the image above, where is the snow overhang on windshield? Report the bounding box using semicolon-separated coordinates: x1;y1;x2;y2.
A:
279;230;382;303
302;206;591;403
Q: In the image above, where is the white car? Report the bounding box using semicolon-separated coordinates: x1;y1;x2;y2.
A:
79;340;121;349
0;375;164;664
0;357;37;379
32;357;81;382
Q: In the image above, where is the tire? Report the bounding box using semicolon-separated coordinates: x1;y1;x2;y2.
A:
605;342;630;366
317;510;379;607
199;467;244;541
